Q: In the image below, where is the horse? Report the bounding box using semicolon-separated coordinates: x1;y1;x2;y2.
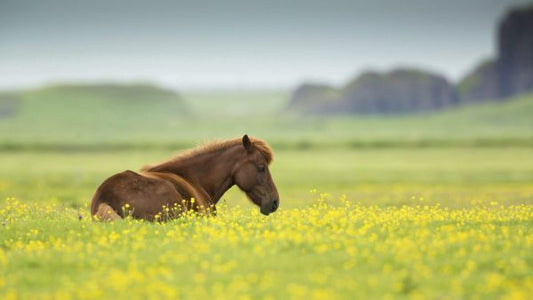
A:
90;135;279;221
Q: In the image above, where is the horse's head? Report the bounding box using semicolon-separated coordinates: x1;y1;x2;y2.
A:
233;135;280;216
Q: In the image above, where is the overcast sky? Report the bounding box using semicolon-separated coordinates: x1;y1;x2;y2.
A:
1;0;531;90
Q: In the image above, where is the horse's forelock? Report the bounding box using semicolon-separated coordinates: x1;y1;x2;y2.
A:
251;139;274;164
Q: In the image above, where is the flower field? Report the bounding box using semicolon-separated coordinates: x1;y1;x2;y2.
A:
1;194;532;299
0;148;532;299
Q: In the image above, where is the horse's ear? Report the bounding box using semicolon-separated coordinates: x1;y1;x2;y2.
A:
242;134;253;153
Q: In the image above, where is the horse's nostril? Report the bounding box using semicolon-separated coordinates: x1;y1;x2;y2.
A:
272;199;279;211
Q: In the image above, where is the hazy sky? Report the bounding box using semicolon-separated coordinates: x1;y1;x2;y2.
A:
1;0;531;90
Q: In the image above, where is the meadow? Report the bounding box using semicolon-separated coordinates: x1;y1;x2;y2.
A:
0;87;532;299
1;195;531;299
1;87;533;148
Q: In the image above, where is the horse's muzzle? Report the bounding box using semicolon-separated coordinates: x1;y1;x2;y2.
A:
260;199;279;215
271;199;279;212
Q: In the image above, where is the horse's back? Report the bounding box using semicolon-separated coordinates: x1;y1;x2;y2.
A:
90;170;182;221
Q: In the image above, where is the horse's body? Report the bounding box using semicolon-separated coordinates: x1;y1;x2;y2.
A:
90;135;279;221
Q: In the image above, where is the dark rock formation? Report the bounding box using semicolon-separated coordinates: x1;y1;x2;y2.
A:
341;70;458;114
457;59;501;102
498;5;533;97
459;5;533;102
287;83;341;114
288;69;458;114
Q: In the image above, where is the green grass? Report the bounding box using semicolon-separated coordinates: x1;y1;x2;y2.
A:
0;85;532;148
1;148;531;209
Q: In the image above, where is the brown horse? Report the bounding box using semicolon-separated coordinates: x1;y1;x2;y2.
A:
90;135;279;221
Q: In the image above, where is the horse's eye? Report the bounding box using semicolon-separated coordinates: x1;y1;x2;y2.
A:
258;165;266;172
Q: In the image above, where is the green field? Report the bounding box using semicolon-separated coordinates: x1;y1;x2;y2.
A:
1;147;532;299
1;86;532;148
0;86;532;299
1;147;532;209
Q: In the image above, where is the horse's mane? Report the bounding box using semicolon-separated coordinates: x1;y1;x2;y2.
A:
140;136;273;171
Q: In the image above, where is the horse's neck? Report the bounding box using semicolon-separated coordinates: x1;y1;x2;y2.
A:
162;147;240;204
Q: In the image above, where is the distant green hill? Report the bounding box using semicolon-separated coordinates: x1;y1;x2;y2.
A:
0;83;531;149
19;83;187;122
0;83;189;146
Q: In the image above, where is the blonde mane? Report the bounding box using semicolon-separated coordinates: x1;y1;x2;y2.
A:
141;136;273;171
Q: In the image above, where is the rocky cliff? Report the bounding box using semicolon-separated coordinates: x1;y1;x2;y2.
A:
288;83;340;114
498;5;533;97
457;59;501;102
341;70;458;114
459;5;533;102
288;69;458;114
